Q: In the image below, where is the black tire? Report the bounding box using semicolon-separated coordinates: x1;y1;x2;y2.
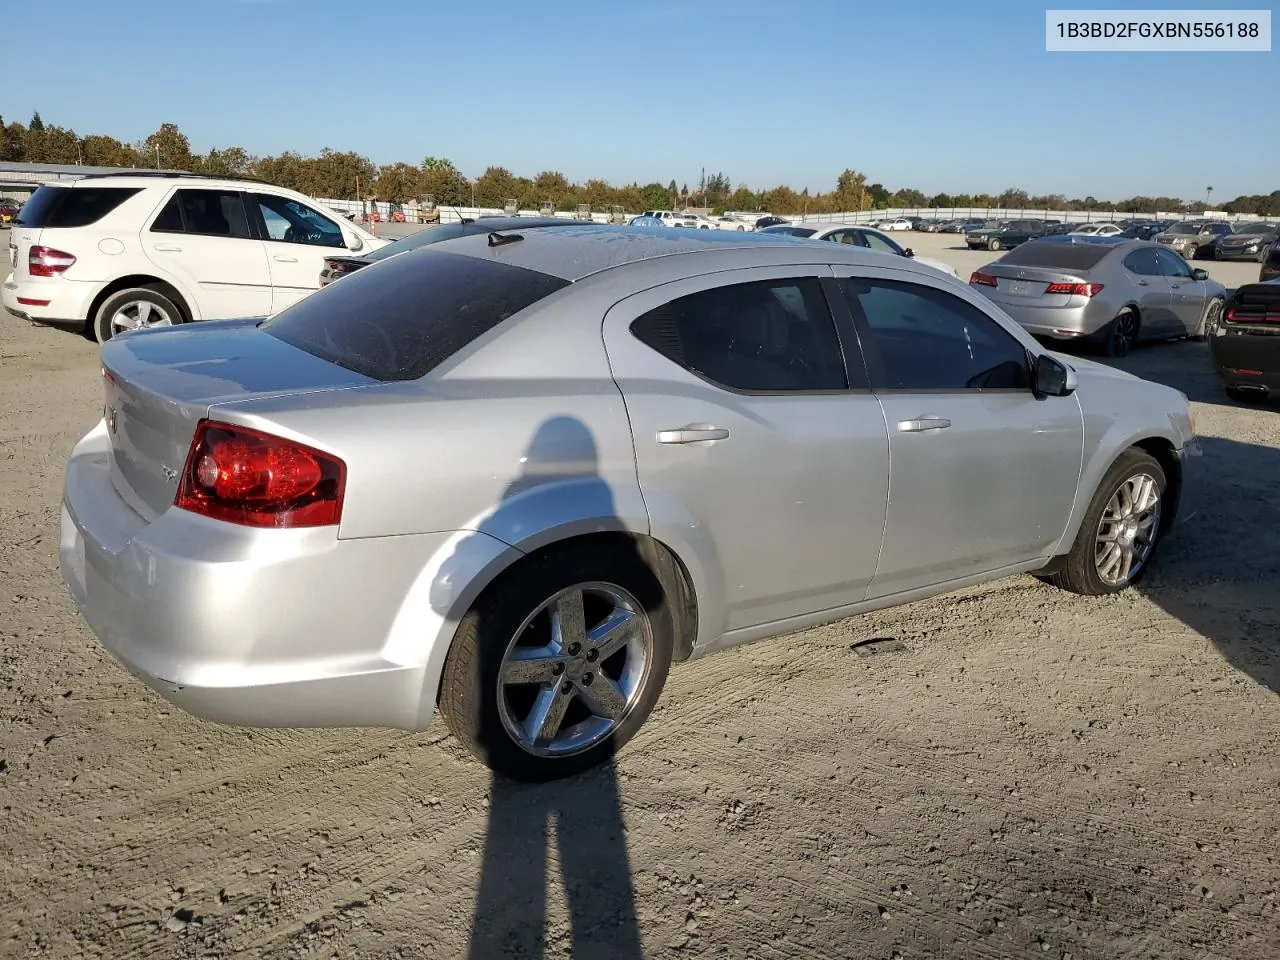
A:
1226;386;1267;404
1101;309;1140;357
1046;448;1168;596
438;540;675;782
988;238;1002;251
92;286;184;344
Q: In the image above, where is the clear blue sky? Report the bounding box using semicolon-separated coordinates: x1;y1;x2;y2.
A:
6;0;1275;201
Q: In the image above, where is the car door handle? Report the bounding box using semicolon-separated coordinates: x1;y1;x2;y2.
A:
1136;280;1149;286
153;244;182;252
897;417;951;433
273;255;299;263
657;427;730;444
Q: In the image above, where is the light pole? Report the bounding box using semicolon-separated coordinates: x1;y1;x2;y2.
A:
1205;186;1213;209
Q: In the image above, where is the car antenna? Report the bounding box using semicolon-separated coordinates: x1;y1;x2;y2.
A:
488;230;523;247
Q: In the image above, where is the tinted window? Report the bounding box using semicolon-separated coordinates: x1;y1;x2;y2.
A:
150;189;252;238
1122;249;1161;276
842;279;1029;391
253;194;344;247
14;185;140;228
999;241;1113;270
1153;247;1192;278
262;249;569;382
761;226;815;237
630;277;848;392
824;230;863;246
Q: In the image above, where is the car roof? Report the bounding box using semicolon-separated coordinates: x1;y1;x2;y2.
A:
420;223;942;282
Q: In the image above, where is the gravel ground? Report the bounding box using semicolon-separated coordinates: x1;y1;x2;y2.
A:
1;230;1277;960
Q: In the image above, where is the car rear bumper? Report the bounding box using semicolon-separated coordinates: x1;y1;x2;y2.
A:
984;298;1105;339
1209;328;1280;391
59;419;508;732
3;276;99;323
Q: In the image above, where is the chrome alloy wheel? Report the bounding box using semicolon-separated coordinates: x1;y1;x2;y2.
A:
112;299;174;335
1094;473;1162;586
497;582;653;757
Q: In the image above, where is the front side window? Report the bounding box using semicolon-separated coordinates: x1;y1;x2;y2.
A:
630;277;848;392
1153;247;1192;278
860;231;903;255
841;278;1030;391
253;194;344;247
150;189;252;239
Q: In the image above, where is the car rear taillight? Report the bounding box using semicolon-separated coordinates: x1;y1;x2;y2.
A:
969;272;997;287
1044;282;1104;297
175;420;346;528
1225;306;1280;324
29;245;77;277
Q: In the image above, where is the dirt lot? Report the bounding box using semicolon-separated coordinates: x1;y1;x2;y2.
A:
1;233;1277;960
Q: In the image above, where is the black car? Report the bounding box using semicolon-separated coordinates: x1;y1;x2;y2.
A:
1209;279;1280;404
319;216;595;286
1262;238;1280;283
965;219;1047;251
1118;221;1165;241
1214;222;1280;263
753;215;788;230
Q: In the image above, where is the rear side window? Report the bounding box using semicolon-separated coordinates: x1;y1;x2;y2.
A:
630;277;848;392
14;185;141;228
150;189;253;239
262;249;569;382
998;241;1114;271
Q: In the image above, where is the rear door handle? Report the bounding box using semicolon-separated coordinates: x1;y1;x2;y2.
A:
897;417;951;433
1136;280;1149;286
657;427;730;444
273;255;299;263
153;244;182;252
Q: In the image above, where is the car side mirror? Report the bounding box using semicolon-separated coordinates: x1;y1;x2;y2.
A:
903;248;915;258
1033;353;1077;397
346;233;363;252
1191;268;1209;281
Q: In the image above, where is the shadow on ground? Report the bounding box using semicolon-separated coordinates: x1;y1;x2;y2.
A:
1134;435;1280;695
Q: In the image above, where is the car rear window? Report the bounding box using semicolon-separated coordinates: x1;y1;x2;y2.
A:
14;185;141;228
261;249;570;382
998;241;1115;270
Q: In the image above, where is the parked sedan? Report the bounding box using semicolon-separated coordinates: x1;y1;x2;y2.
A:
319;216;594;286
1214;222;1280;262
759;222;959;277
879;217;913;232
969;237;1226;356
966;220;1047;251
1209;279;1280;404
1119;222;1166;241
1067;223;1122;237
60;226;1198;781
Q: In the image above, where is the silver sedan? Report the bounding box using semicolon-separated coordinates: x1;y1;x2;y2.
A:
969;237;1227;357
61;226;1200;781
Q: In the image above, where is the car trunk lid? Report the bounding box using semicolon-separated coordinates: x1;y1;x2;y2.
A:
979;264;1094;301
100;318;376;520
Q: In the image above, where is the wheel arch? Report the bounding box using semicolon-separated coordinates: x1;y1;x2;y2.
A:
86;274;195;334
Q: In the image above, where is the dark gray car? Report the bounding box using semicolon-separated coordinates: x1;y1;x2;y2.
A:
1214;222;1280;262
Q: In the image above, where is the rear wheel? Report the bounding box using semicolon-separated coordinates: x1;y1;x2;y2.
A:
1101;309;1140;357
92;286;183;344
438;541;674;781
1045;449;1167;596
988;238;1002;251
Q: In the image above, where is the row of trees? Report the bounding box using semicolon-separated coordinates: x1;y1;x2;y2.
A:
4;112;1279;217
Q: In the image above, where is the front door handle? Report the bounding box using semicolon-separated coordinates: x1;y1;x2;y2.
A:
1136;280;1149;286
897;416;951;433
153;244;182;252
273;255;299;263
657;426;730;444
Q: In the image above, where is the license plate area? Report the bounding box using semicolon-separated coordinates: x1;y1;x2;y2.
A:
1007;279;1037;296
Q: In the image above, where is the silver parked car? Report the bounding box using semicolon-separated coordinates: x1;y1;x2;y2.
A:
61;226;1200;781
970;237;1227;356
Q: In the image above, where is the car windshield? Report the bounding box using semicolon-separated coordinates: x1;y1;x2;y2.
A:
1232;224;1273;235
1167;222;1201;235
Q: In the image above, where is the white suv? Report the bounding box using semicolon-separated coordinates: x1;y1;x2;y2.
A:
3;173;387;342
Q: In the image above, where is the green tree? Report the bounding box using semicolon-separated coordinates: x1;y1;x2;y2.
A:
373;161;421;202
82;134;138;167
420;157;470;206
474;165;518;207
725;186;759;211
142;122;195;170
200;146;253;177
29;111;44;132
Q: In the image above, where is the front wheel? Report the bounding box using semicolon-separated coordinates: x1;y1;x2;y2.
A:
988;238;1002;251
1045;449;1167;596
438;542;674;781
1194;298;1223;340
92;287;182;344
